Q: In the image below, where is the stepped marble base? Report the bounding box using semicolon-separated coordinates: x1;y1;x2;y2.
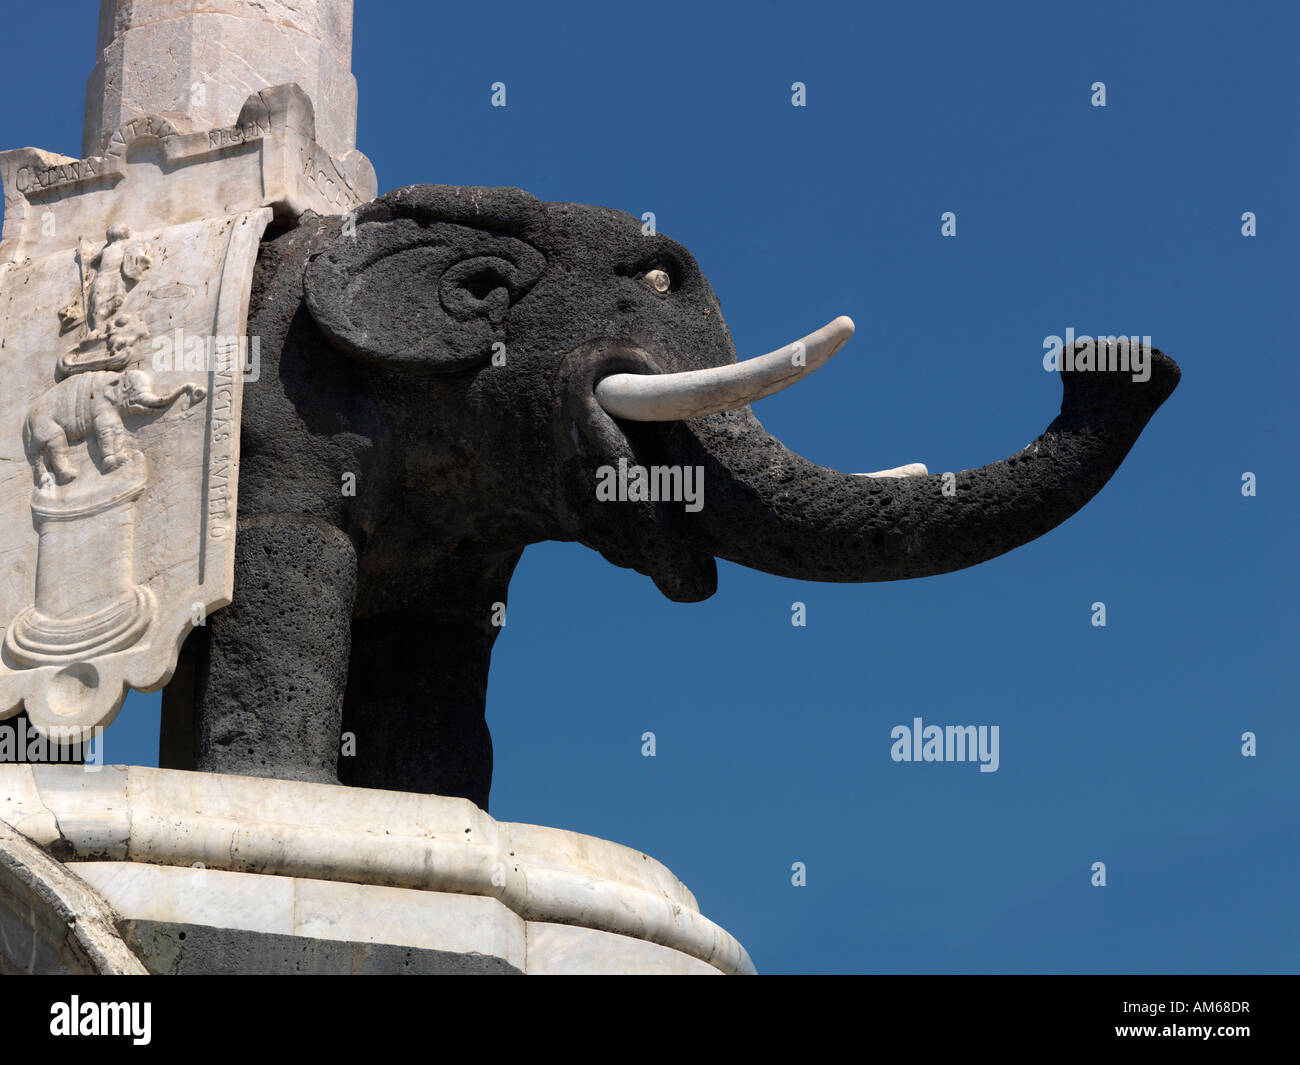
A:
0;765;753;975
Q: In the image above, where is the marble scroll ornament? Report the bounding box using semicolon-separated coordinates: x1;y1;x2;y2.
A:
0;211;270;740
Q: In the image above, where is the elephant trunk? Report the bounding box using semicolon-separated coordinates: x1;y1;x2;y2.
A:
657;345;1180;582
125;376;199;412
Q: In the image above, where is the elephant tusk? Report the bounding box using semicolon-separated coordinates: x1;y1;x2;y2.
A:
593;316;855;422
854;463;929;478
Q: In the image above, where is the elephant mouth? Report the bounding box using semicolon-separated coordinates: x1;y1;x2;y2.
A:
561;321;1179;596
554;318;880;601
556;339;720;602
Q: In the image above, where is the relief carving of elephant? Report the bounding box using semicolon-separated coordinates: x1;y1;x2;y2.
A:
23;368;205;487
162;185;1179;810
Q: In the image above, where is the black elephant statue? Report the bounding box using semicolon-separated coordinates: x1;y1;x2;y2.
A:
159;184;1180;810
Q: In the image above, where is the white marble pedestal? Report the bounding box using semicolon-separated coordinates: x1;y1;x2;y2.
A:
0;765;754;975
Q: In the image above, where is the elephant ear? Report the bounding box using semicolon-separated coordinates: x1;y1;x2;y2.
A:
303;185;548;372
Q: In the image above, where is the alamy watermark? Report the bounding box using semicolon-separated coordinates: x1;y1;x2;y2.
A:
890;716;999;773
152;328;260;381
595;458;704;513
0;717;103;770
1042;328;1151;383
50;997;150;1045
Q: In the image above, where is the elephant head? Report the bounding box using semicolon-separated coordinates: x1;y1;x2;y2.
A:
111;368;203;415
302;185;1178;596
179;184;1178;808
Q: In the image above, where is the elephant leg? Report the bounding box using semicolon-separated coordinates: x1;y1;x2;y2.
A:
27;416;75;484
339;610;497;808
93;408;129;470
338;548;520;809
195;514;357;784
30;452;49;488
43;435;78;484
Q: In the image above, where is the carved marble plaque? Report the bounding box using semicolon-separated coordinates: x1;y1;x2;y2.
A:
0;85;373;741
0;210;269;738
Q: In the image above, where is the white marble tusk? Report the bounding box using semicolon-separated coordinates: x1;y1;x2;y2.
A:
593;316;855;422
854;463;929;478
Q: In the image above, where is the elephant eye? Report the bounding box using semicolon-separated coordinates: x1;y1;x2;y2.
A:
644;268;672;294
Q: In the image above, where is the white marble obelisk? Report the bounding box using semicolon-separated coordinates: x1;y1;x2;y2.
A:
84;0;360;161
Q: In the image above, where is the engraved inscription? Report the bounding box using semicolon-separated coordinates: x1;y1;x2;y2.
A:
208;117;272;148
104;116;180;158
208;359;236;542
15;157;100;194
301;146;361;209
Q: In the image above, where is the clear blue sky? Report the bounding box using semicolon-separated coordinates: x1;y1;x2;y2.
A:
3;0;1296;974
